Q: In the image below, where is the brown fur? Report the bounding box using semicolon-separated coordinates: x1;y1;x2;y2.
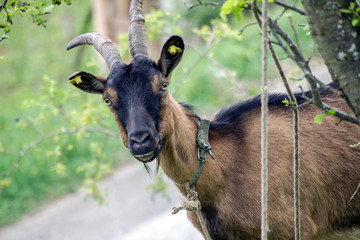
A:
103;86;119;102
154;92;360;239
150;74;167;93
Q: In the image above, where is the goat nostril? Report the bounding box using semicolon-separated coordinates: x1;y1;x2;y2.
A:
130;132;151;145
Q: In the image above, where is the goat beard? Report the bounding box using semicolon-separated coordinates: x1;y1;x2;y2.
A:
143;158;160;177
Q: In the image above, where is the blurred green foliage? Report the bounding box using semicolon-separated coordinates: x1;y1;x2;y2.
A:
0;0;71;41
0;0;129;226
341;1;360;27
0;0;315;228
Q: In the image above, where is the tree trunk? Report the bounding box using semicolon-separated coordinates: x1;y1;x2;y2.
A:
92;0;161;60
301;0;360;119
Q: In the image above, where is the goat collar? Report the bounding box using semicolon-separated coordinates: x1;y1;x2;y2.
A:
175;119;214;188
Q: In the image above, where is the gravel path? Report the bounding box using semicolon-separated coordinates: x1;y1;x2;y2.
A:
0;163;203;240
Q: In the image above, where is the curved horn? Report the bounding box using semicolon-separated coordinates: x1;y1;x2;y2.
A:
67;33;123;70
128;0;148;59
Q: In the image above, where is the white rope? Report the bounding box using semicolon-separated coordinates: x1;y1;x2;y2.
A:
172;182;212;240
260;0;269;239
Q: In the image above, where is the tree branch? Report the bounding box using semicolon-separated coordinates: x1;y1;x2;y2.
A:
272;0;305;15
355;0;360;9
239;22;258;36
0;0;8;13
186;42;249;99
253;2;360;126
0;32;7;42
172;25;218;95
268;41;302;240
186;0;222;10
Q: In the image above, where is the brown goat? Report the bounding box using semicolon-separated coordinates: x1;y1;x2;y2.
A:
66;0;360;239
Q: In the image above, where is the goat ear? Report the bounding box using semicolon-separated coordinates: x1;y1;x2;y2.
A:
68;71;107;94
157;35;184;78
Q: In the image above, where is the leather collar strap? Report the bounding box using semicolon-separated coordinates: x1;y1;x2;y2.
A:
189;119;214;188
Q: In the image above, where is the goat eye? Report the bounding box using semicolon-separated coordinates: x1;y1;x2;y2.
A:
161;82;168;91
103;98;112;106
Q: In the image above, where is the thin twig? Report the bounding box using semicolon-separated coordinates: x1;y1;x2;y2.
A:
186;42;249;99
355;0;360;8
239;22;257;36
295;100;313;109
0;32;7;42
274;7;288;22
0;0;7;13
171;26;218;95
268;40;301;240
186;0;222;10
289;74;305;82
350;182;360;203
269;25;296;61
272;0;305;15
287;13;303;54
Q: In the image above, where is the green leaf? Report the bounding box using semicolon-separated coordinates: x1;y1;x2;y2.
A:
350;142;360;148
52;0;61;5
0;142;4;152
0;178;11;188
350;2;356;10
326;109;336;115
233;5;243;23
341;9;352;13
352;18;360;26
52;162;67;176
282;98;290;107
42;4;55;14
314;113;325;124
220;0;236;17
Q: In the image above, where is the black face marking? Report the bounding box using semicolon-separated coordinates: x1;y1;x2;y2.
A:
103;58;166;162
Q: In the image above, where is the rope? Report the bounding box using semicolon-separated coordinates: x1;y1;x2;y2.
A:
172;182;212;240
260;0;269;239
293;105;300;240
268;35;301;240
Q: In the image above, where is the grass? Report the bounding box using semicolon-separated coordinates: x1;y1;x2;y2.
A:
0;0;316;229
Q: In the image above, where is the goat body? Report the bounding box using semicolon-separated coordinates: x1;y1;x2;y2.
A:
158;90;360;239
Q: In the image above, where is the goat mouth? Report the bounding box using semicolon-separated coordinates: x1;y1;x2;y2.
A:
133;150;156;162
132;139;163;163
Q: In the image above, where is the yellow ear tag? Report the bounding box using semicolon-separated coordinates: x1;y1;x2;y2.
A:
168;45;182;55
68;75;82;85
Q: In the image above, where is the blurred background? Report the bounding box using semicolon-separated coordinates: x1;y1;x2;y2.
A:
0;0;318;239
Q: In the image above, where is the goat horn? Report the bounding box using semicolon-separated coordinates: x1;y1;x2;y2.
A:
66;33;123;70
128;0;148;59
